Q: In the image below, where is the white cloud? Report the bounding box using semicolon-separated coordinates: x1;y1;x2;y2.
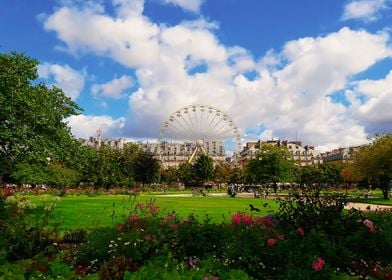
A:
43;3;160;68
43;1;392;151
342;0;388;21
38;62;85;100
348;70;392;133
65;114;125;139
160;0;204;13
91;75;133;99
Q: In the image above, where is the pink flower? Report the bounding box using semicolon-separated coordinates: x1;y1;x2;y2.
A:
144;234;153;241
243;215;253;225
232;213;243;224
312;257;326;271
297;227;305;236
149;206;159;215
363;219;377;233
278;235;285;240
266;238;276;247
255;216;272;225
171;223;178;230
128;214;139;222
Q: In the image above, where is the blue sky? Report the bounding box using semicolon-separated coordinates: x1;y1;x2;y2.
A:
1;0;392;152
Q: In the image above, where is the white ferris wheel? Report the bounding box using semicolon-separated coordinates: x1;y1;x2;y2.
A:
159;104;242;163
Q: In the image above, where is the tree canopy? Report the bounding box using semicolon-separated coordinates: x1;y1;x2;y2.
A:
349;134;392;199
245;143;293;184
0;52;82;179
193;154;214;185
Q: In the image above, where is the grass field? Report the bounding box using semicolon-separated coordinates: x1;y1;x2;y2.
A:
27;194;278;230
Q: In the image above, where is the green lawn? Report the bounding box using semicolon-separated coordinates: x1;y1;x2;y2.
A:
27;194;278;230
349;198;392;205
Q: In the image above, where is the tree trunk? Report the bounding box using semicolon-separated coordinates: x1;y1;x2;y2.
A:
381;187;389;200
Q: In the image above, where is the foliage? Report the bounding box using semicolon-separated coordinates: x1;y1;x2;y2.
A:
4;189;392;279
160;166;179;185
350;134;392;199
133;150;160;187
296;162;344;186
228;167;244;184
245;142;293;184
0;52;82;179
193;154;214;185
1;195;60;261
177;163;195;186
12;161;80;188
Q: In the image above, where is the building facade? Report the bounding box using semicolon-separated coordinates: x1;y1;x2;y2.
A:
238;139;322;168
142;140;226;168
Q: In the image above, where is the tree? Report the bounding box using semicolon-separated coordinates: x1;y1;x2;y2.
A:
193;154;214;186
350;134;392;199
177;162;195;186
245;143;293;185
0;52;82;179
213;163;231;187
133;150;160;187
118;143;139;186
12;162;51;186
161;166;179;185
318;162;344;185
229;167;244;184
296;165;322;186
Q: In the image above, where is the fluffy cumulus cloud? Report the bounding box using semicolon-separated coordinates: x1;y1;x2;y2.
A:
38;62;85;100
342;0;389;21
160;0;204;13
65;114;125;139
43;0;392;151
91;75;133;99
347;70;392;133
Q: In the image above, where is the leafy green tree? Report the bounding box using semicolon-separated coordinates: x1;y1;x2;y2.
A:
245;143;293;184
95;145;125;188
318;162;344;185
161;166;179;185
11;162;51;186
213;163;231;187
296;165;322;186
73;145;100;186
47;163;80;188
193;154;214;186
133;150;160;187
177;162;195;186
229;167;244;184
351;134;392;199
118;143;139;186
0;52;82;179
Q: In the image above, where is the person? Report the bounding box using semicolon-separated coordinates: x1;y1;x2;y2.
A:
227;184;236;197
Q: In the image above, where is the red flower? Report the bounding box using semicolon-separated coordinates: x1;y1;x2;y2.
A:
2;188;12;196
278;235;285;240
144;234;153;241
266;238;276;247
297;227;305;236
115;223;123;232
231;213;243;224
243;215;253;225
128;214;139;222
171;223;178;230
384;272;392;280
312;257;325;271
363;219;377;233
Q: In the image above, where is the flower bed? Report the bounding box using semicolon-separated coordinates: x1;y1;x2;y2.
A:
1;188;392;279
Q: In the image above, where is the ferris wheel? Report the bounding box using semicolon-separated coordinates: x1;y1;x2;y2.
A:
159;104;242;162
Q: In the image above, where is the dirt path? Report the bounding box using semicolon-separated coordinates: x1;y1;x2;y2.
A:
345;202;392;211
